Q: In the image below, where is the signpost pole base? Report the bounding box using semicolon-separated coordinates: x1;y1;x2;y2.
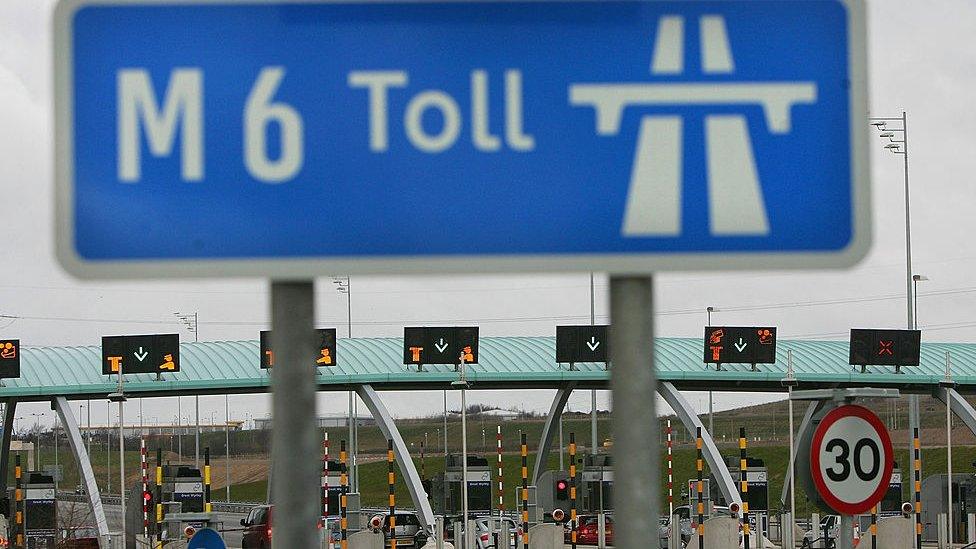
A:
609;276;658;549
270;281;318;549
838;515;854;549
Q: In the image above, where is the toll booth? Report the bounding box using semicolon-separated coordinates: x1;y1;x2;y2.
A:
321;459;343;517
431;454;492;514
160;464;205;513
23;473;56;549
920;474;976;542
711;456;769;536
537;470;570;520
580;454;613;513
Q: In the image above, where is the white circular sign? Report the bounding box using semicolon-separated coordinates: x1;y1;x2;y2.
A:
810;405;893;515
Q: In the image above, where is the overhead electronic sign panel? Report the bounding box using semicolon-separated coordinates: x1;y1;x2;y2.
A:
848;329;921;367
55;0;868;278
260;328;337;369
556;325;609;364
403;327;479;365
101;334;180;375
0;339;20;379
703;326;777;365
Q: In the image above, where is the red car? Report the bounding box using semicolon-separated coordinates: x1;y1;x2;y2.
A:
576;515;613;546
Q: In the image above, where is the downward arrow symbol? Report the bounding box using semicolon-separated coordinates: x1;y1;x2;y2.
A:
134;347;149;361
734;338;747;352
586;337;601;352
435;338;449;353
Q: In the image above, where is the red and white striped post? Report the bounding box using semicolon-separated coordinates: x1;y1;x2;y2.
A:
666;419;673;517
141;437;149;537
496;426;504;515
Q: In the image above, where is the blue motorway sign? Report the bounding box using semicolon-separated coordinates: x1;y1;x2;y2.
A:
54;0;869;278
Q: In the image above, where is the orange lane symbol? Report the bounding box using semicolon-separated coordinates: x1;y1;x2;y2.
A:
265;350;274;367
409;347;423;362
107;356;123;373
0;342;16;360
708;329;724;361
159;354;176;371
317;348;333;365
757;329;774;345
461;346;475;363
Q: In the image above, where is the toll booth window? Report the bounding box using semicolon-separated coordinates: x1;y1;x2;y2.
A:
747;485;768;512
882;486;901;512
26;501;56;529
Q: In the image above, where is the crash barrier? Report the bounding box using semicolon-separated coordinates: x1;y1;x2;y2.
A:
348;530;383;549
686;516;739;549
525;524;562;549
876;516;912;549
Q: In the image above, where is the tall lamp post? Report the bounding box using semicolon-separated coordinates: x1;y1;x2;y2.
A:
332;276;358;491
175;312;201;469
870;112;920;544
705;306;717;436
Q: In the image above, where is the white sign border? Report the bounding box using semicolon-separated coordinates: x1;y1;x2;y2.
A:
54;0;870;279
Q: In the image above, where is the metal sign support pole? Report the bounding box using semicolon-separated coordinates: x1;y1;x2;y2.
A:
270;281;319;549
838;515;854;549
609;276;658;549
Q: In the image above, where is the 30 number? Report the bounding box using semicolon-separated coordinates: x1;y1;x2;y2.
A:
825;438;880;482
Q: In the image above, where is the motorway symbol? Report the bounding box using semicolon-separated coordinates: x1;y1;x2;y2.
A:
55;0;868;279
259;329;337;369
809;405;893;515
0;340;20;379
402;327;479;365
703;326;776;365
556;325;610;364
848;329;921;368
101;334;180;375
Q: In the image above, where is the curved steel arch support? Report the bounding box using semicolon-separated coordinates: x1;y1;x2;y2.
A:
779;401;823;510
53;396;108;537
355;385;435;532
657;382;741;507
532;383;578;485
935;387;976;436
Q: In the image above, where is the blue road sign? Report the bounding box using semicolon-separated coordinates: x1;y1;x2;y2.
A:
55;0;869;278
187;528;227;549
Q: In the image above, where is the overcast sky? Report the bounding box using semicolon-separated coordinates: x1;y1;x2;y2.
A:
2;1;976;433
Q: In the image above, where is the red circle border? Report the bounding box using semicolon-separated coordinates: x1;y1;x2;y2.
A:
809;404;894;515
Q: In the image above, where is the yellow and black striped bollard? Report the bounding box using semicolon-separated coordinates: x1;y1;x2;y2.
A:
570;432;577;549
156;447;164;549
340;439;348;549
697;427;704;549
204;447;212;513
914;428;923;549
739;428;750;549
521;433;529;549
15;453;22;548
388;440;397;549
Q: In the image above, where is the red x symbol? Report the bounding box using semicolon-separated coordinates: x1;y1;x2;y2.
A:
878;340;894;356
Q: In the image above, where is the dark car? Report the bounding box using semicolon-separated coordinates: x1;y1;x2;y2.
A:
241;505;273;549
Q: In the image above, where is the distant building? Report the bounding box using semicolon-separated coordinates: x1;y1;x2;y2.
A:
79;421;244;437
252;413;374;431
469;409;520;421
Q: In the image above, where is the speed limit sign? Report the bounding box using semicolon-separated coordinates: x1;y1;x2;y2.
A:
810;405;894;515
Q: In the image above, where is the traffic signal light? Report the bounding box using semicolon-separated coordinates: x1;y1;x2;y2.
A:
554;478;569;502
